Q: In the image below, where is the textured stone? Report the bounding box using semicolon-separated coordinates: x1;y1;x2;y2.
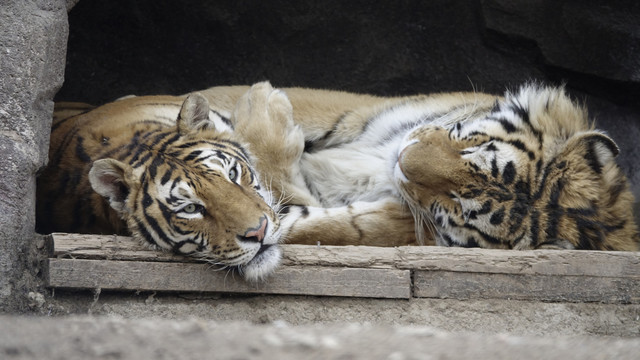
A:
66;0;80;11
56;0;547;104
0;0;67;312
482;0;640;82
0;316;639;359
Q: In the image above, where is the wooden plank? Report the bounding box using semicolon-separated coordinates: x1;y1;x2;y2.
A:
48;233;640;302
52;233;640;278
47;258;411;299
396;247;640;278
413;270;639;303
51;233;400;268
51;233;186;262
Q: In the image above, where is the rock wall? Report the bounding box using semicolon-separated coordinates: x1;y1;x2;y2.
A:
56;0;640;103
56;0;546;103
482;0;640;83
0;0;67;312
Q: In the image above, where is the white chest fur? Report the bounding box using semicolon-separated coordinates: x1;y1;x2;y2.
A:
299;102;446;207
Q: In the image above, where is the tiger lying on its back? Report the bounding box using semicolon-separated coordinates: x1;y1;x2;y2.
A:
38;82;640;280
232;83;639;251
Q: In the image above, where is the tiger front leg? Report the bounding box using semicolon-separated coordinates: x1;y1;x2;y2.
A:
280;199;428;246
233;82;319;207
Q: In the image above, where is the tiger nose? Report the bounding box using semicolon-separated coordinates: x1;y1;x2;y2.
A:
238;215;268;243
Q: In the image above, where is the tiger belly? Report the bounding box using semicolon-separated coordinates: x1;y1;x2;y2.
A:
299;139;402;207
297;103;442;207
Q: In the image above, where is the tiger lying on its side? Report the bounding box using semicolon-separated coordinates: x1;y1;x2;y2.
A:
37;82;640;281
38;94;283;281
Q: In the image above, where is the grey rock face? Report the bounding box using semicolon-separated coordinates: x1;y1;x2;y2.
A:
0;0;67;312
482;0;640;82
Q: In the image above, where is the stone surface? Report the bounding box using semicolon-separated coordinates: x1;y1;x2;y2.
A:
0;0;68;312
56;0;548;104
1;315;639;359
482;0;640;82
46;291;640;338
65;0;80;11
56;0;640;102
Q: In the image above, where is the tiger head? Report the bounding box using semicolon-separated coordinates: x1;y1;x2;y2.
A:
88;94;282;281
395;85;639;251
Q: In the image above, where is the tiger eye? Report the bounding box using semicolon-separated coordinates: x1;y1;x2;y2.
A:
228;168;238;182
183;204;197;213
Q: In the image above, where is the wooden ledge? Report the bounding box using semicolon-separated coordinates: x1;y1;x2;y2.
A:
46;233;640;302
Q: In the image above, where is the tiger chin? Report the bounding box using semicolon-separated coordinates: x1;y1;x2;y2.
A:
37;93;283;282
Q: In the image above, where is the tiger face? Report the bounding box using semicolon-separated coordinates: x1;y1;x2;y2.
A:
394;85;639;251
87;94;282;281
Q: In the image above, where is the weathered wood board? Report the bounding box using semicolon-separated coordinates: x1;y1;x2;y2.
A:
46;233;640;302
47;259;411;299
414;271;639;303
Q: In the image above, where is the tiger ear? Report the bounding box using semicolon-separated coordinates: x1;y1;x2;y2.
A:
569;132;619;172
177;93;215;133
89;159;138;214
582;131;619;162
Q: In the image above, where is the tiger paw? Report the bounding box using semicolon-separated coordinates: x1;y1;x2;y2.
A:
233;81;305;167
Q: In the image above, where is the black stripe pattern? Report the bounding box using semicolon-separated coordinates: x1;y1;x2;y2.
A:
411;85;636;251
38;97;270;267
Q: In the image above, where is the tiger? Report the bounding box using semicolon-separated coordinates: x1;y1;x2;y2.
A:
37;82;640;281
230;82;639;252
37;93;283;281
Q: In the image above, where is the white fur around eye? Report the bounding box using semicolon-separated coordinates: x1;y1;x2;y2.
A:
462;141;522;175
461;145;491;169
176;202;205;219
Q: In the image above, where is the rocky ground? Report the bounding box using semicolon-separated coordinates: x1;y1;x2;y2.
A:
43;291;640;337
2;315;639;360
1;289;637;359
